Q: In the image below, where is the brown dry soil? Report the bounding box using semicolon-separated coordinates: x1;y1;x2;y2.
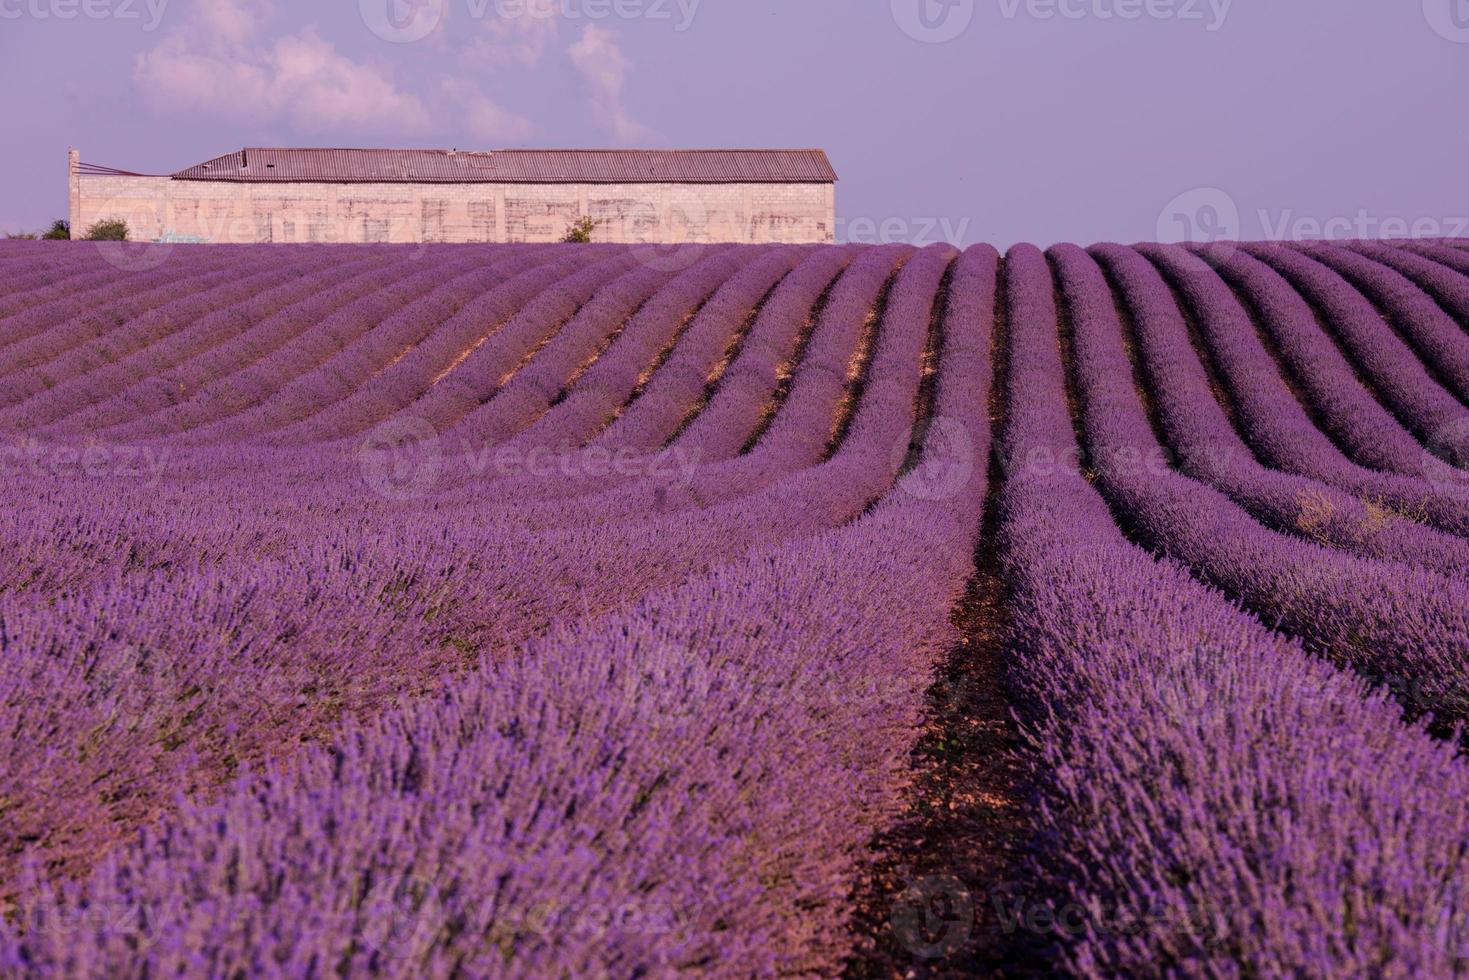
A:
841;557;1048;979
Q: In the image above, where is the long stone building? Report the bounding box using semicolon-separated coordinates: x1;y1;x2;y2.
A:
68;147;837;245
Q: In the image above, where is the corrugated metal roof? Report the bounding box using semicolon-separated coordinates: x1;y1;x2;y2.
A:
172;148;838;184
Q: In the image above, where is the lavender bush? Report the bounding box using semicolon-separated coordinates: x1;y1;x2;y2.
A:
1;238;1467;977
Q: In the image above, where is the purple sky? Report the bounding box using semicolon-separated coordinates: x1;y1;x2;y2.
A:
2;0;1466;247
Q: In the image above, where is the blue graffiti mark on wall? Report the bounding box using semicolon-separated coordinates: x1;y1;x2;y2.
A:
157;230;211;243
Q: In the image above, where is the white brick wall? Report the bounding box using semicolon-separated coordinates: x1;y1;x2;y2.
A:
71;174;836;245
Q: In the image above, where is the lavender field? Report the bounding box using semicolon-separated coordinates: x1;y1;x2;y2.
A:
1;237;1468;977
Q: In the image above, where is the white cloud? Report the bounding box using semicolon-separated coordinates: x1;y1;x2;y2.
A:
459;0;561;70
136;1;427;132
272;31;428;129
192;0;272;46
132;0;655;147
440;79;535;142
568;25;652;144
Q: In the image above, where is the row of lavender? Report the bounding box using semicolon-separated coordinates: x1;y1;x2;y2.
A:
0;239;987;975
1;237;1468;975
1000;242;1469;976
0;243;907;884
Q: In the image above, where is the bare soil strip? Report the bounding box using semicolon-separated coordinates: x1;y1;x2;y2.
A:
824;266;905;460
661;269;791;444
844;257;1043;978
739;269;842;453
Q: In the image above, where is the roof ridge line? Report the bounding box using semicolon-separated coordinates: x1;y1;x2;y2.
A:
170;147;838;183
234;147;829;154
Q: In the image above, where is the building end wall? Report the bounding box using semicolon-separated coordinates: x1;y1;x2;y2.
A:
67;149;80;239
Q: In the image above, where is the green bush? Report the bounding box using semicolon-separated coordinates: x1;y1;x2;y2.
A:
40;219;71;240
561;216;600;243
4;230;38;240
83;218;129;241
